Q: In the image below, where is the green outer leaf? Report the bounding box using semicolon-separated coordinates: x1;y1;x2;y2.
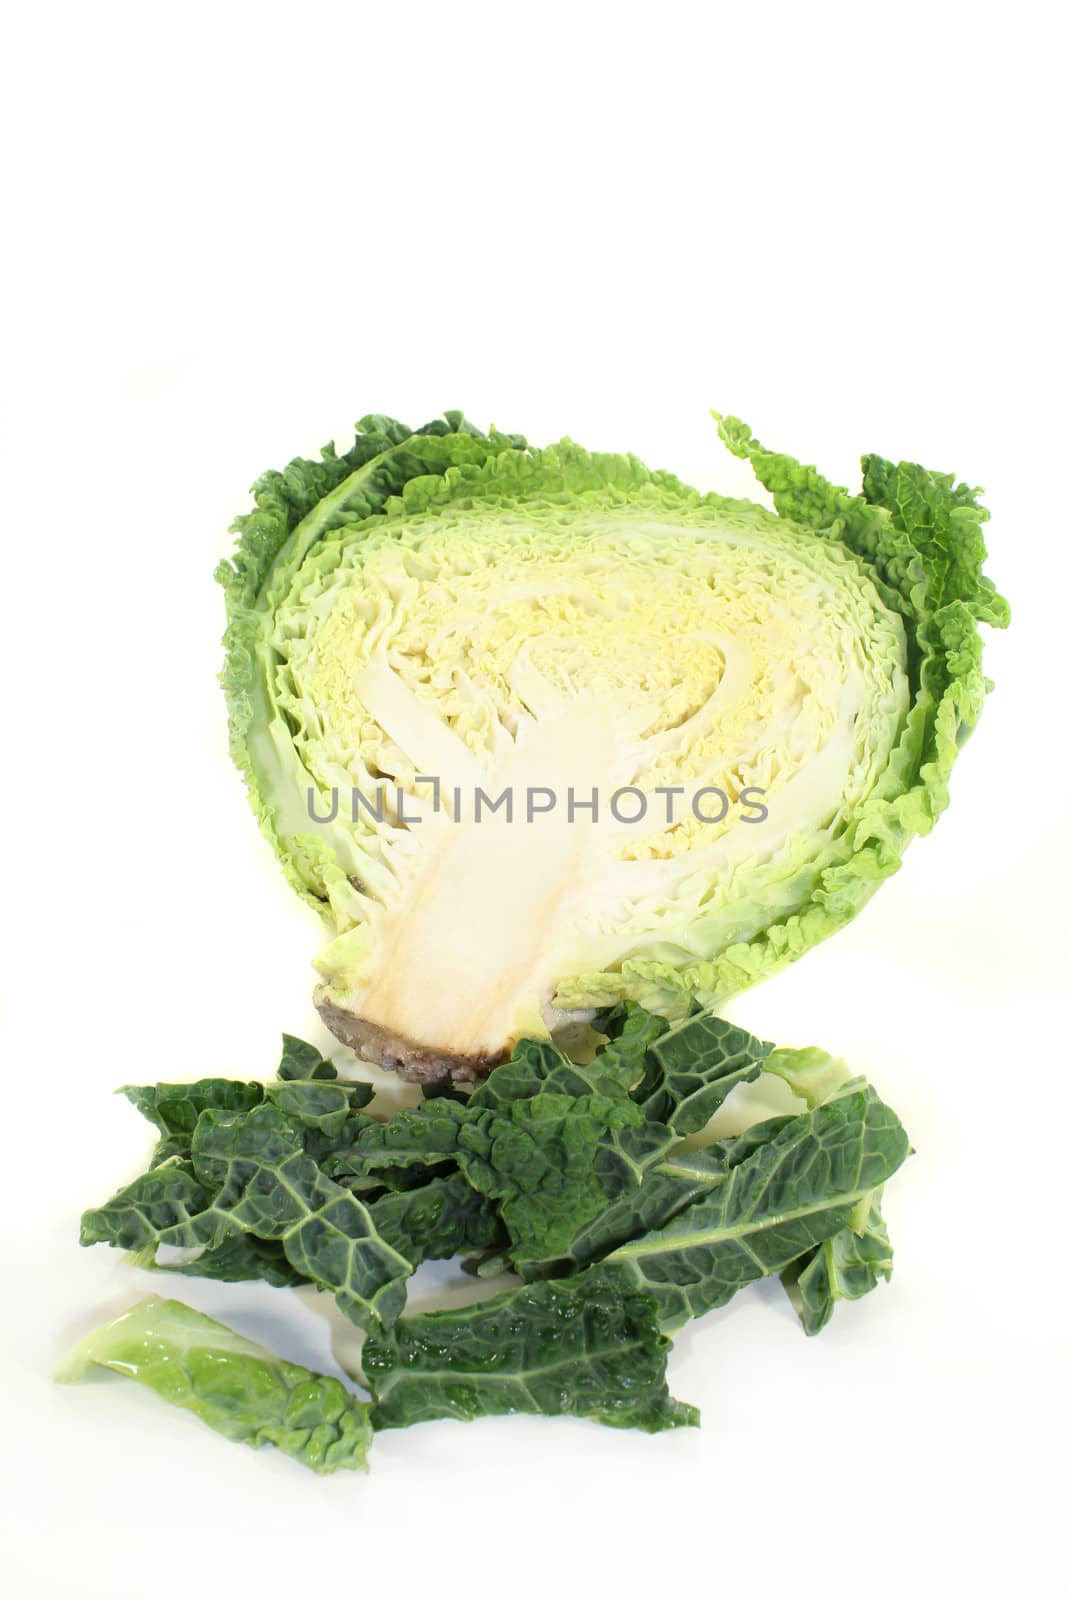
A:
119;1079;264;1138
330;1091;674;1268
262;1080;365;1138
467;1039;598;1109
85;1104;415;1330
644;413;1007;1017
81;1003;912;1438
302;1108;380;1168
148;1133;194;1168
327;1098;473;1176
606;1086;909;1332
185;1106;414;1329
592;1002;673;1090
453;1093;664;1266
634;1011;774;1133
276;1034;336;1081
280;1185;414;1328
150;1232;309;1289
367;1173;505;1267
81;1158;210;1252
517;1114;795;1281
760;1045;860;1108
469;1016;666;1109
860;455;1008;627
55;1297;371;1474
782;1191;894;1336
216;412;521;614
363;1272;697;1434
762;1044;898;1329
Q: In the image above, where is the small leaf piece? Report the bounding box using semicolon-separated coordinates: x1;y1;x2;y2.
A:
364;1271;697;1434
56;1297;371;1473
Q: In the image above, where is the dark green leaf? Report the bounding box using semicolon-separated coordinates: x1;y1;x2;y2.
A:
517;1115;794;1281
79;1105;415;1325
333;1084;674;1270
184;1105;414;1328
282;1186;414;1328
153;1233;309;1289
328;1099;474;1178
149;1133;195;1168
592;1001;672;1089
634;1013;773;1135
276;1034;337;1081
118;1079;263;1138
782;1192;894;1336
368;1174;505;1267
263;1080;362;1138
80;1159;212;1253
607;1088;909;1331
457;1094;670;1267
469;1036;638;1109
364;1271;697;1434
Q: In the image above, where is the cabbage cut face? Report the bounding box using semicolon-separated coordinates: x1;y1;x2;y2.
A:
218;413;1006;1081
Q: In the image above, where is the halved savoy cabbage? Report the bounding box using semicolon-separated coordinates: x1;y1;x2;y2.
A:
217;412;1006;1081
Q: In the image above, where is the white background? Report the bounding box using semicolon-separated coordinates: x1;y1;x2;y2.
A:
3;3;1064;1596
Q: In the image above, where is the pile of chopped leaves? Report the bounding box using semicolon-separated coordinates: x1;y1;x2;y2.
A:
60;1006;909;1472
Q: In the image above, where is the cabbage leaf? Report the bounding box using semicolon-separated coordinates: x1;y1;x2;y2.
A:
56;1297;371;1474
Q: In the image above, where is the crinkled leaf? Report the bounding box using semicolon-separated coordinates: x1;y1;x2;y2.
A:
326;1099;473;1178
85;1104;414;1329
333;1091;673;1268
469;1029;651;1109
860;455;1009;627
56;1297;371;1474
119;1079;264;1139
518;1114;795;1281
81;1158;211;1253
634;1012;774;1134
607;1087;909;1332
152;1233;309;1289
368;1174;505;1267
185;1105;414;1328
276;1034;339;1082
363;1272;697;1434
592;1001;673;1091
454;1093;667;1267
782;1191;894;1336
468;1039;599;1109
263;1079;368;1138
